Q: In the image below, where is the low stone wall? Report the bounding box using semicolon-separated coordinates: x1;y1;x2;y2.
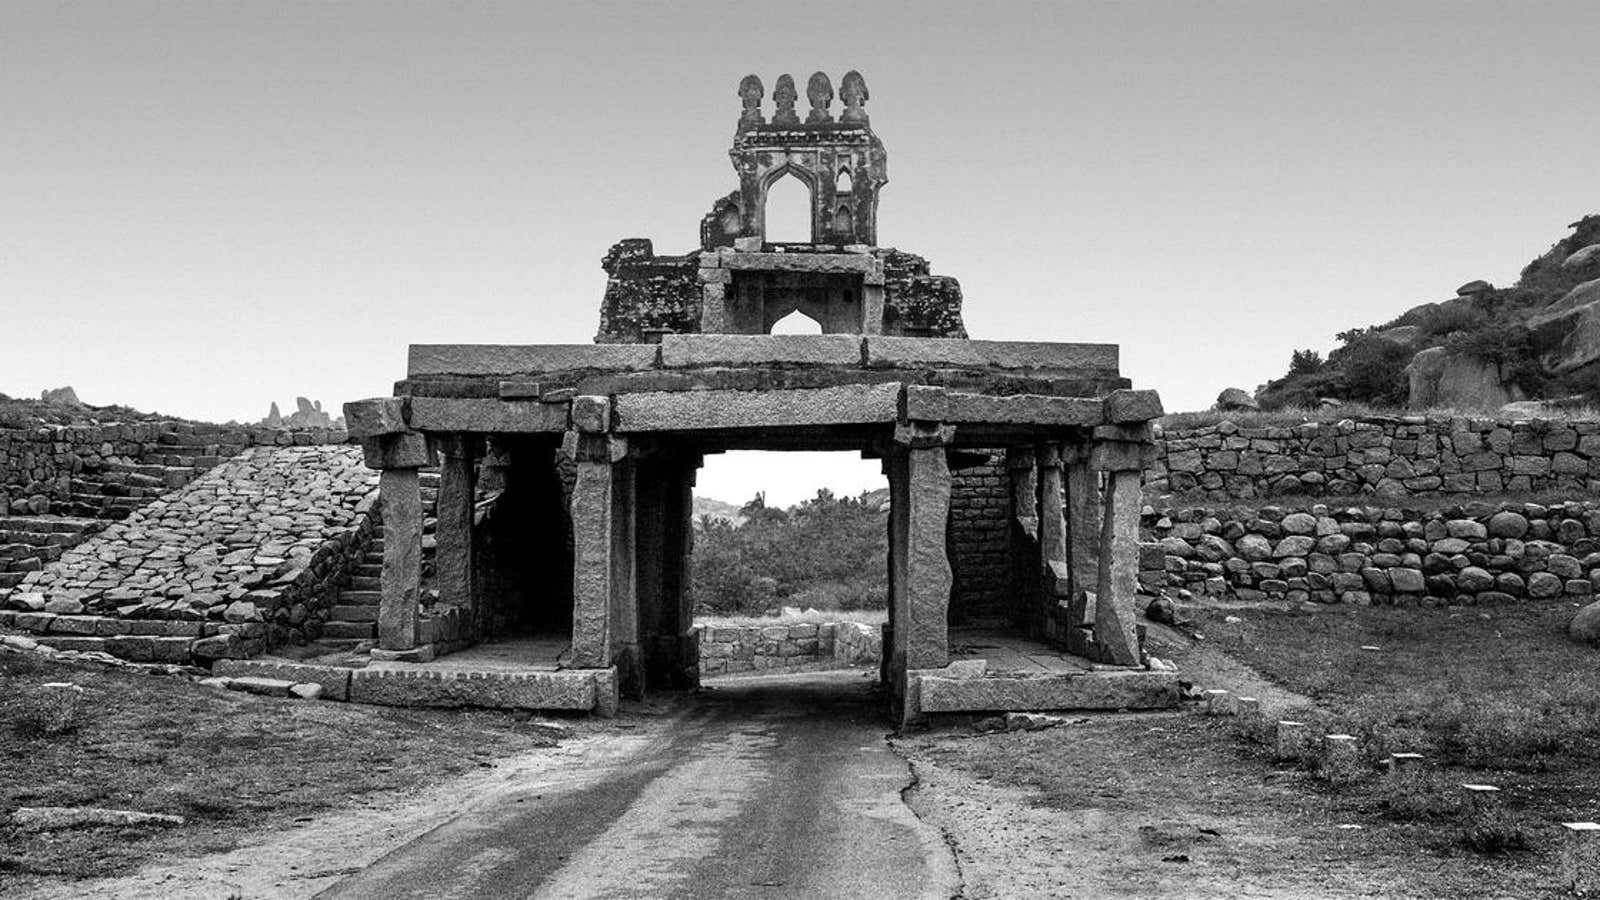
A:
693;620;881;676
1147;415;1600;501
0;420;347;519
0;445;378;662
1145;499;1600;607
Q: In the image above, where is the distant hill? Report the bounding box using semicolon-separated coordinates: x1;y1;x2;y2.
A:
0;390;199;428
692;496;747;526
1257;214;1600;413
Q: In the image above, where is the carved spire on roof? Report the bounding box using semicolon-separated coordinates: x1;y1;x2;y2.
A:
771;74;800;126
839;70;869;125
737;74;765;130
806;71;834;124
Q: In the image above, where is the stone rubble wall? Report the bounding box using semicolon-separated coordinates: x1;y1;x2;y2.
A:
0;445;378;662
1146;415;1600;501
693;620;881;676
949;451;1011;617
0;420;348;519
1143;499;1600;607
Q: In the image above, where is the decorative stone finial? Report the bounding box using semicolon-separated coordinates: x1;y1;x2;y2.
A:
772;74;800;126
737;74;764;130
840;70;869;124
806;71;834;124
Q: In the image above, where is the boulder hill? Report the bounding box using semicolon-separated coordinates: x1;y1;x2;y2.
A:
1260;214;1600;412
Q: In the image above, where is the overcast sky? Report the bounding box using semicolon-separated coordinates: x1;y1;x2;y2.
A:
4;1;1596;504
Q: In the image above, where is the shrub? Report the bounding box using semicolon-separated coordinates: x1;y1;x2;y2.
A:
1288;349;1323;375
1380;768;1463;822
1460;806;1533;854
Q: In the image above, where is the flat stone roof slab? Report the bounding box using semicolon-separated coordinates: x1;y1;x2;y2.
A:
614;384;902;432
408;344;660;377
659;334;864;368
866;337;1118;372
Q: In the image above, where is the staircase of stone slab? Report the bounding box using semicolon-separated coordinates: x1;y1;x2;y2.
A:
0;516;105;591
320;470;440;646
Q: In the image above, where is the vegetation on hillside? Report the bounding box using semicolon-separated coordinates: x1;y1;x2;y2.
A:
691;488;889;616
1257;214;1600;410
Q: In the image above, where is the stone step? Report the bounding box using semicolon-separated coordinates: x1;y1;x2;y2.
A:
328;604;379;622
322;621;376;639
0;516;100;534
354;563;381;577
341;590;380;604
349;575;380;590
0;544;58;564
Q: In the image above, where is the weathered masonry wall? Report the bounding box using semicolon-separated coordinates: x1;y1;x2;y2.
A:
1144;500;1600;607
693;620;880;676
1146;415;1600;501
0;421;347;519
949;450;1010;618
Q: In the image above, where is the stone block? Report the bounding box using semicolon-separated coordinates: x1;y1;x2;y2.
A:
915;669;1179;713
342;398;410;438
571;396;612;434
717;251;874;274
865;337;1119;372
226;676;297;697
407;344;659;377
361;433;435;470
1103;389;1164;423
614;384;902;432
659;334;863;368
406;398;569;434
215;660;354;701
936;392;1103;427
349;667;601;711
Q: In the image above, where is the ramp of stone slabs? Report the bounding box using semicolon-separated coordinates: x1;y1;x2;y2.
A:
2;445;376;657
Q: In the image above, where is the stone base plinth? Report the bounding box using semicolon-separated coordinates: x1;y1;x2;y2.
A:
348;664;616;714
913;667;1179;716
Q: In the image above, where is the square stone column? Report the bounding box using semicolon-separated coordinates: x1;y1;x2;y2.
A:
609;454;640;697
1007;448;1041;633
1093;468;1143;665
435;434;480;639
363;432;434;652
1036;442;1067;597
1065;448;1101;619
569;435;618;669
889;424;954;673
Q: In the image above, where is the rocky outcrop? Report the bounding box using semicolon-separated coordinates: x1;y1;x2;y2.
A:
38;387;82;406
1529;278;1600;375
1563;244;1600;270
1572;599;1600;644
1215;388;1258;412
1405;347;1521;410
263;397;337;429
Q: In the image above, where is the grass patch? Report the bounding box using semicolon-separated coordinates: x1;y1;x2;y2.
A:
0;649;572;889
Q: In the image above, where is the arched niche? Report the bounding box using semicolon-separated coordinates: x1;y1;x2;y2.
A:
761;169;814;243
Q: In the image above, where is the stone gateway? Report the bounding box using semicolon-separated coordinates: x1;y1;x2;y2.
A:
344;72;1175;722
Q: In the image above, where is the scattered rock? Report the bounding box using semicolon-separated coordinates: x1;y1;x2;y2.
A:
1143;595;1179;625
289;682;324;700
1004;712;1067;731
225;676;296;697
10;806;185;832
39;386;83;406
1572;601;1600;645
1214;388;1259;412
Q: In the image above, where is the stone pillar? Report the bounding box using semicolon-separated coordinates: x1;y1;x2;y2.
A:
880;455;897;688
1065;448;1101;621
609;454;640;697
1093;468;1143;665
435;434;480;640
363;432;433;652
1036;444;1067;619
569;435;617;669
1007;448;1040;633
890;424;954;673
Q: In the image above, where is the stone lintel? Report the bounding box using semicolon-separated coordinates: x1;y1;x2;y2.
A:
406;398;569;433
361;432;436;470
1104;389;1164;423
407;344;660;377
497;381;544;399
614;384;902;432
659;334;864;368
343;398;411;438
716;251;875;274
916;669;1179;713
929;391;1104;427
866;337;1119;372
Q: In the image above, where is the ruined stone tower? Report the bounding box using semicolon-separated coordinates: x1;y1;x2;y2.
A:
598;71;965;343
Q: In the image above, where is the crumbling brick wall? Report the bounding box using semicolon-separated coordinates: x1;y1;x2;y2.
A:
596;239;702;342
949;450;1011;620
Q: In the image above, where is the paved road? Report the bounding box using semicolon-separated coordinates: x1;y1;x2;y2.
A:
316;671;960;900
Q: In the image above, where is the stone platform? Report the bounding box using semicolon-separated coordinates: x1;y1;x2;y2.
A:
908;626;1180;718
214;638;618;716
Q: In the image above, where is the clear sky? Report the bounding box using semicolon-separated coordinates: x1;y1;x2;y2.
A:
4;1;1595;505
